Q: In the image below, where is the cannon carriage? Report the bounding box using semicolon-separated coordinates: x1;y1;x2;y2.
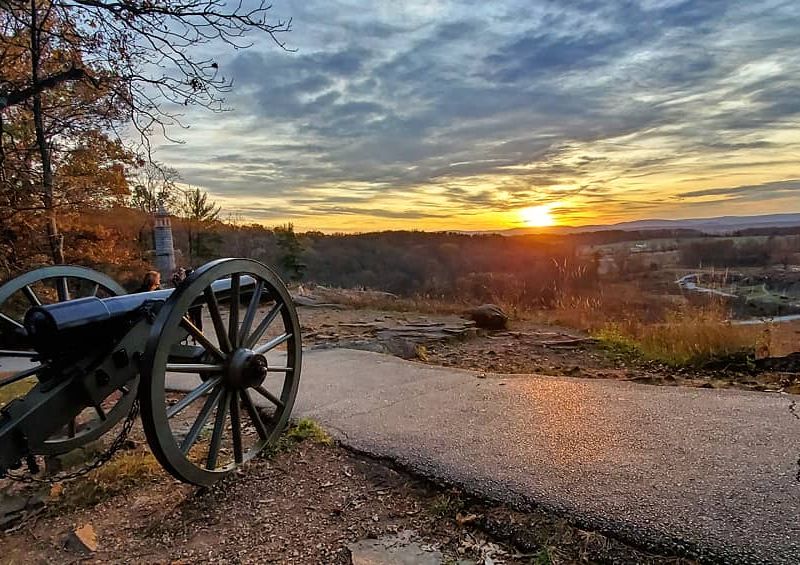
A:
0;258;301;486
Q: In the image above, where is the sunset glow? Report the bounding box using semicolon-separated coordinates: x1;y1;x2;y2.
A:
520;204;556;227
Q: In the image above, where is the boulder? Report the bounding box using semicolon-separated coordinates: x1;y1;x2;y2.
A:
465;304;508;330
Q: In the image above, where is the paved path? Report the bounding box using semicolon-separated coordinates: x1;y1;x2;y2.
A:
179;349;800;563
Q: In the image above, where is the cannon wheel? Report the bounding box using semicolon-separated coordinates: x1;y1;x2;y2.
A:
140;258;302;486
0;265;137;455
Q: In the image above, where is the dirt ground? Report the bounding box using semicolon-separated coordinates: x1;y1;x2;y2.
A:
297;306;800;395
0;426;694;565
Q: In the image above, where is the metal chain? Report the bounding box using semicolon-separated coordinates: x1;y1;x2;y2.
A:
1;399;140;484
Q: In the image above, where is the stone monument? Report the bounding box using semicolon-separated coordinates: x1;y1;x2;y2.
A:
153;203;176;279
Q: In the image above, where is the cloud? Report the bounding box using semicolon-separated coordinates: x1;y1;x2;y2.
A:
155;0;800;230
677;179;800;201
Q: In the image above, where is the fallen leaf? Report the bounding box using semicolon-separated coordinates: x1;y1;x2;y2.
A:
456;512;479;526
49;483;63;499
65;523;98;553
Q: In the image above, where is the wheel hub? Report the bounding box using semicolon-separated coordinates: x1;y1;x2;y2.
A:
226;348;268;388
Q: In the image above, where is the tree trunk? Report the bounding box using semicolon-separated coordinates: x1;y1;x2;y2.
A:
187;224;194;265
30;0;64;264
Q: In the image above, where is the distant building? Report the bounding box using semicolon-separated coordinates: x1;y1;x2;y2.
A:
153;204;176;279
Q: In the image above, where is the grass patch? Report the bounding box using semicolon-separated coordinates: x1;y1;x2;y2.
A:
58;450;162;508
532;549;553;565
264;418;333;458
428;493;465;518
593;326;641;360
284;418;332;445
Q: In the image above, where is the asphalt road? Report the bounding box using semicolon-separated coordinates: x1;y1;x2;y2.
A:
173;348;800;563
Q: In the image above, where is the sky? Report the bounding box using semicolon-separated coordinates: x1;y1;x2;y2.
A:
155;0;800;232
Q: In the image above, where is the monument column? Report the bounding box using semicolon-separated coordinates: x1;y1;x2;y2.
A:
153;204;176;279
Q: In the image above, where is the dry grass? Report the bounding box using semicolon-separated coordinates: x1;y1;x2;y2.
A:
0;376;37;409
506;282;780;369
594;308;766;368
303;280;797;369
528;282;680;329
758;321;800;357
58;449;163;508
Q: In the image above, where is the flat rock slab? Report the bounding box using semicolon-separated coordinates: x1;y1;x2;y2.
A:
0;490;47;529
348;531;450;565
168;349;800;563
306;315;478;357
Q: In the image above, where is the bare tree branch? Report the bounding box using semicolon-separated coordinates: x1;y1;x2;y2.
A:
0;64;97;109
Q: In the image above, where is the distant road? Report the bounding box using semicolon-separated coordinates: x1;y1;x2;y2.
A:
171;349;800;563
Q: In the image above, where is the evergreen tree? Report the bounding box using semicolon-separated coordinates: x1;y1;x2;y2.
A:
274;223;306;281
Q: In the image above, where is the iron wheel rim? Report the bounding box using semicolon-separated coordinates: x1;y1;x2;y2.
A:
140;258;302;486
0;265;135;455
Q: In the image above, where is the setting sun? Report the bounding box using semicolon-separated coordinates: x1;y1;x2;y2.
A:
519;204;556;227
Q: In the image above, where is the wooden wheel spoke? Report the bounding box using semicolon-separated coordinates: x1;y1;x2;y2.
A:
56;277;70;302
206;389;230;470
204;286;232;353
180;385;224;454
180;316;225;361
167;377;221;419
253;333;290;355
240;389;269;440
22;285;42;306
68;418;76;438
230;392;243;464
0;350;37;357
253;385;285;409
239;280;264;346
165;363;225;373
0;312;23;331
244;302;282;349
228;274;240;348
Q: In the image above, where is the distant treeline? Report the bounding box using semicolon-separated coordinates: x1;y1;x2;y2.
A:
679;235;800;268
3;208;606;306
5;208;799;304
219;227;601;306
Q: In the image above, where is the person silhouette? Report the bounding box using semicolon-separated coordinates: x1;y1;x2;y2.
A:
136;270;161;293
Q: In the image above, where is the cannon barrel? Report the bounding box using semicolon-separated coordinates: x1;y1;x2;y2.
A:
23;276;255;350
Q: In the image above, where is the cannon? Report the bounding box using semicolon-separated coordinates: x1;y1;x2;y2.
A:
0;259;301;486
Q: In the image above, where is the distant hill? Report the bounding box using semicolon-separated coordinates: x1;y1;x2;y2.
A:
498;213;800;236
